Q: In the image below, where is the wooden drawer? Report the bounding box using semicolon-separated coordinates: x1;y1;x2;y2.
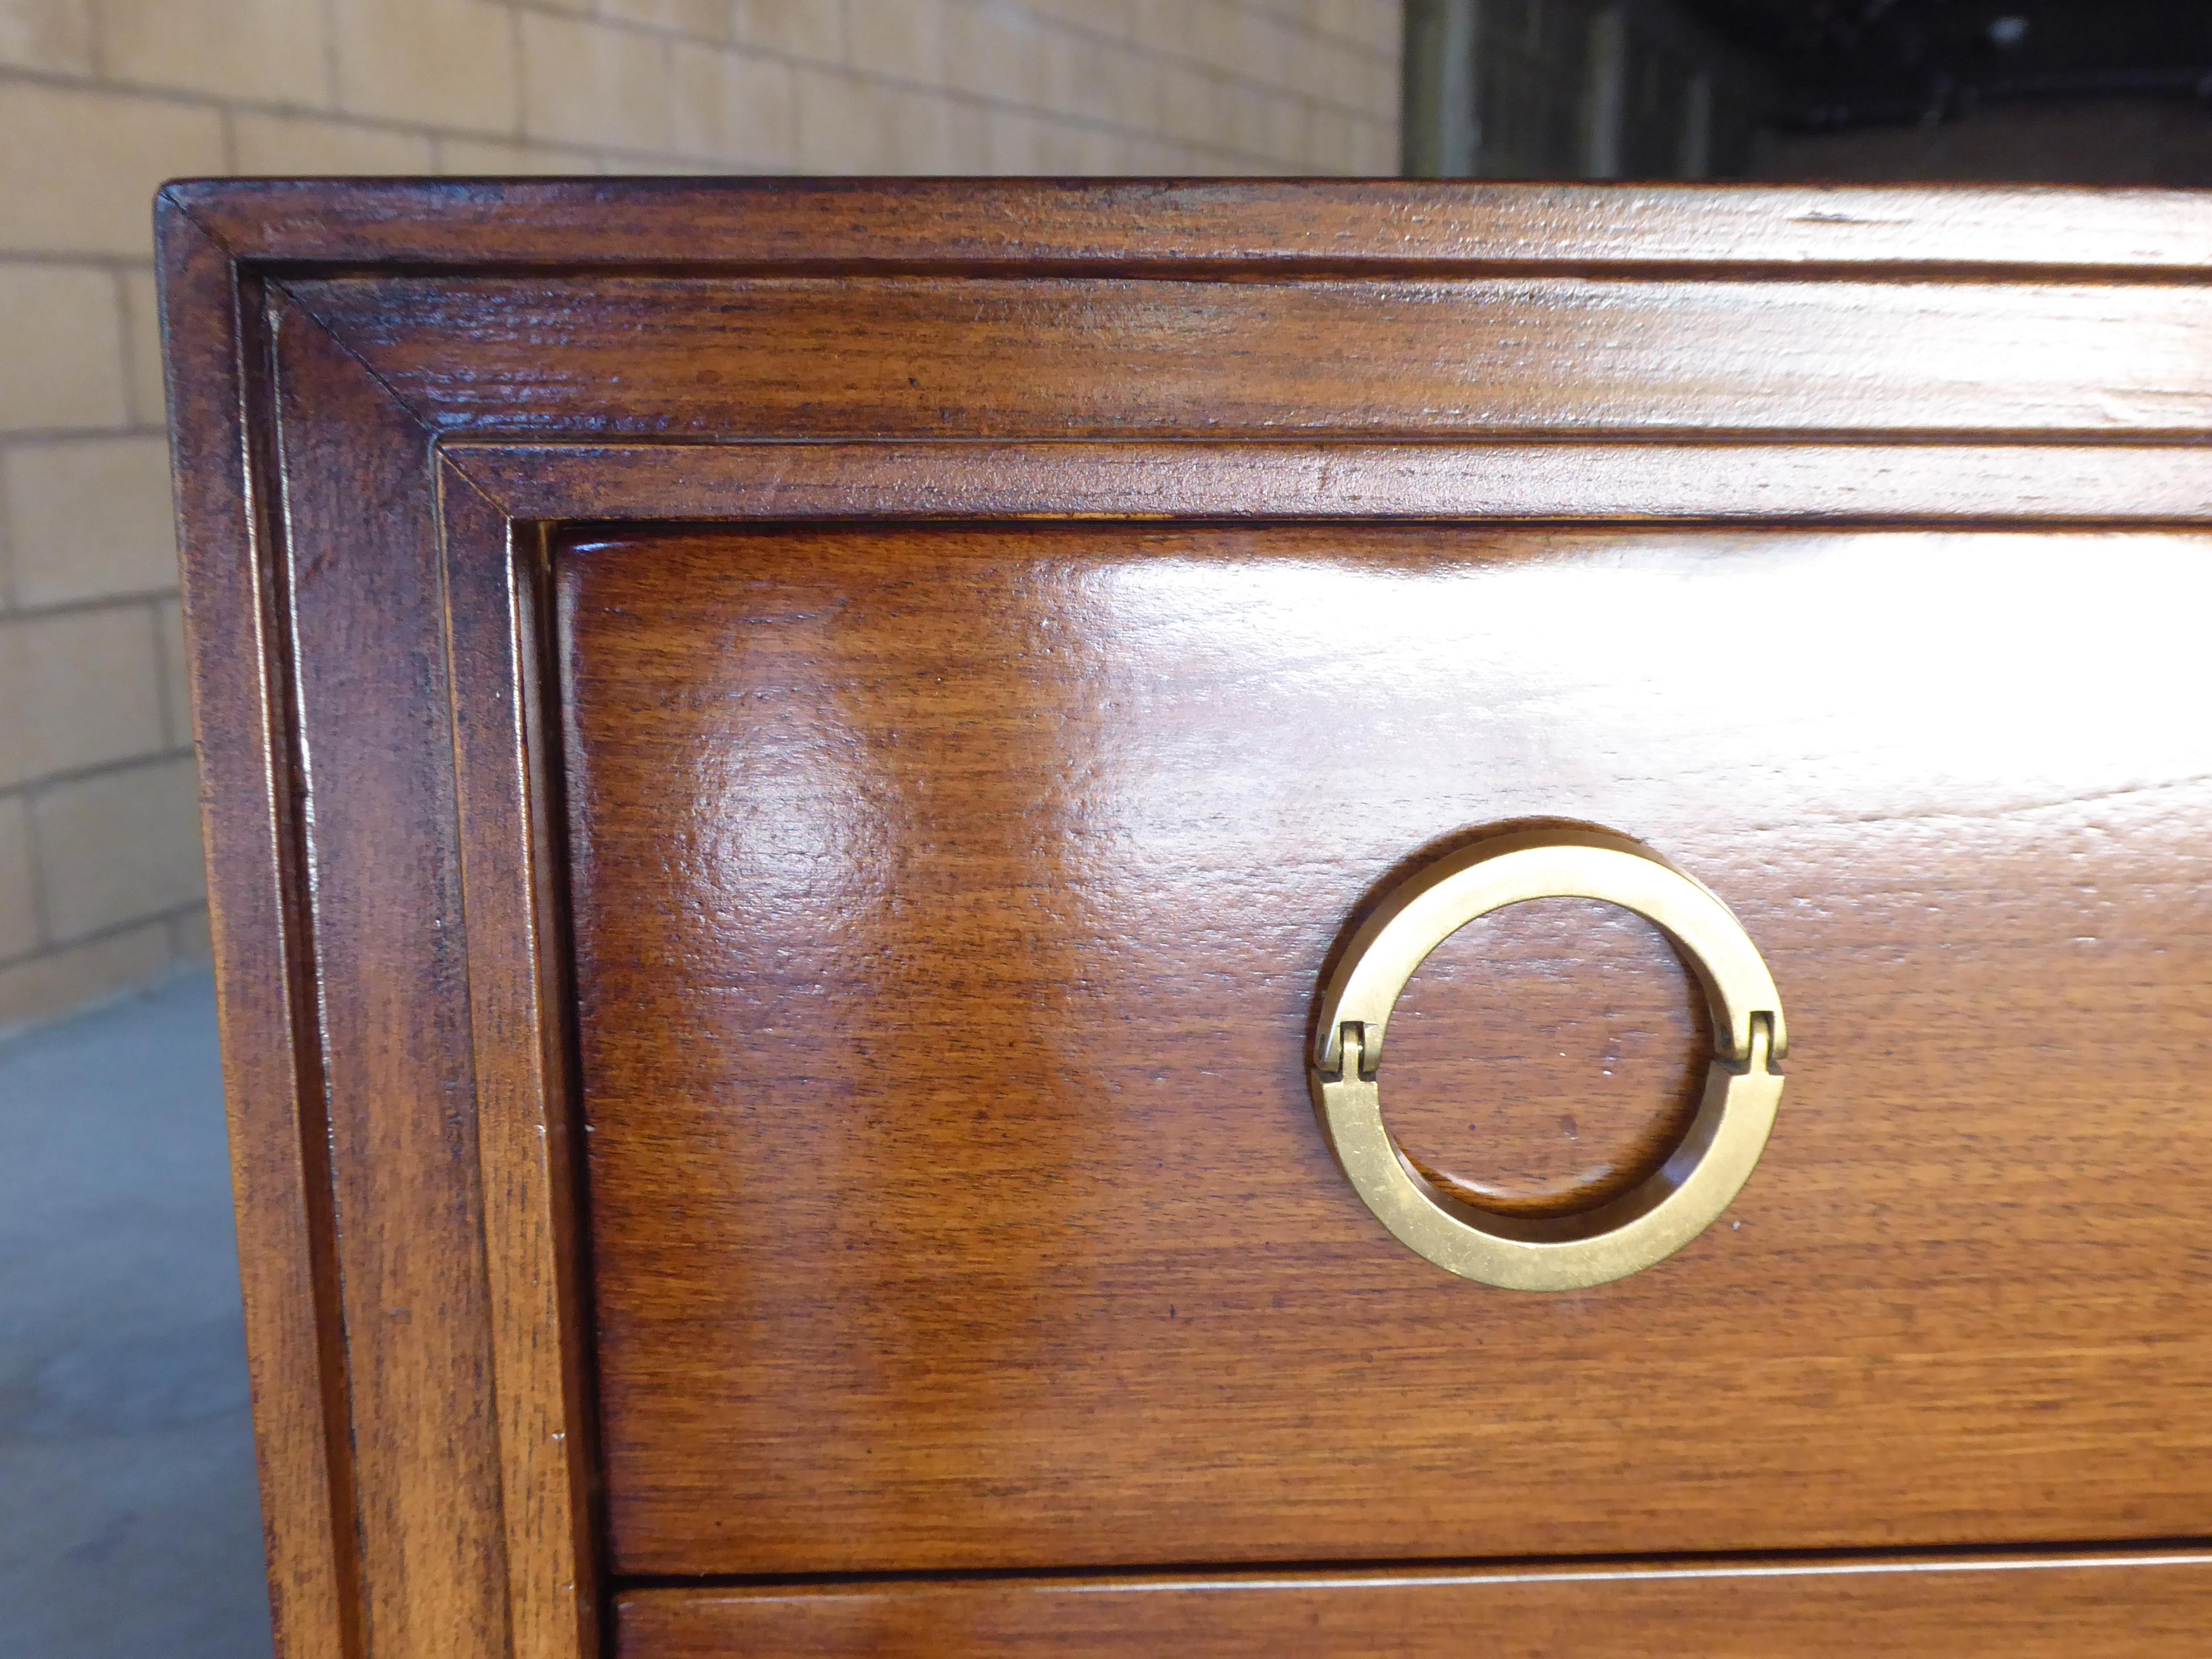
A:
570;522;2212;1577
161;181;2212;1658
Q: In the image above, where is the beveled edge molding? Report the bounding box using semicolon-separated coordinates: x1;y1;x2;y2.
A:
427;432;2212;1645
161;176;2212;275
444;438;2212;525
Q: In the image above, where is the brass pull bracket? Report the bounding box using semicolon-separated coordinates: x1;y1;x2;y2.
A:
1309;828;1786;1292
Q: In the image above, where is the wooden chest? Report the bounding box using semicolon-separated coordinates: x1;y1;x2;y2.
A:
161;180;2212;1657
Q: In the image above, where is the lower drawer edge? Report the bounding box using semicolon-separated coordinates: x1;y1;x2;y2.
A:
616;1547;2212;1657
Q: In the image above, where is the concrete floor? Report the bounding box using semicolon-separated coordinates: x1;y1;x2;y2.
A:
0;970;274;1658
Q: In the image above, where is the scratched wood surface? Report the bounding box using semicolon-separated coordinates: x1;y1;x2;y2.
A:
562;523;2212;1577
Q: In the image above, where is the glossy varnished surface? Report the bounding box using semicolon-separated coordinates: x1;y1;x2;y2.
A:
614;1552;2212;1658
294;273;2212;438
1391;899;1705;1214
163;176;2212;271
561;524;2212;1576
162;181;2212;1658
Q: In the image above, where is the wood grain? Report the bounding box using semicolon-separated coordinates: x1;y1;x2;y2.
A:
562;523;2212;1577
440;467;599;1659
158;181;2212;1658
445;439;2212;524
293;274;2212;439
1389;898;1706;1215
156;192;360;1659
161;177;2212;272
614;1552;2212;1658
265;298;510;1655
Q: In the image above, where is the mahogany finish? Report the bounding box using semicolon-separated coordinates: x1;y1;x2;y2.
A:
567;523;2212;1575
158;180;2212;1659
289;269;2212;439
1390;897;1708;1214
617;1552;2212;1658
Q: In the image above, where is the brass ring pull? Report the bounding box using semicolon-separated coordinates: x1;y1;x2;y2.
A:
1309;829;1787;1292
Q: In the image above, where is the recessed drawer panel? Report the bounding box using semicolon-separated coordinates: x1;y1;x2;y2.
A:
558;524;2212;1577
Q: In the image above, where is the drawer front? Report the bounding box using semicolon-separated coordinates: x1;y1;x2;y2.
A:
614;1552;2212;1658
561;523;2212;1577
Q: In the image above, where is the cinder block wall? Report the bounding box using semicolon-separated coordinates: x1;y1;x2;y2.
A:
0;0;1402;1031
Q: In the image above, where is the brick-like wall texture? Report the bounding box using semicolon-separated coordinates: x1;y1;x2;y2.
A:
0;0;1403;1031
